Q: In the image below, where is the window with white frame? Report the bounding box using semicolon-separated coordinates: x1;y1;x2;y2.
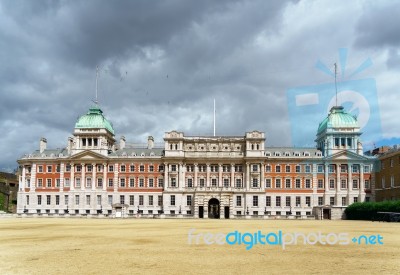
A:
187;195;192;206
329;179;335;189
252;178;258;188
46;178;52;188
139;178;144;187
253;196;258;207
266;196;271;206
199;178;205;187
211;178;217;187
129;178;135;188
108;178;113;187
235;178;242;188
149;178;154;188
295;178;301;188
223;178;229;187
275;165;281;173
275;178;281;188
285;178;291;188
341;179;347;189
305;179;311;188
285;165;291;173
170;195;175;206
265;165;271;172
187;178;193;188
352;179;359;189
236;196;242;206
305;165;311;173
120;178;125;188
265;178;271;188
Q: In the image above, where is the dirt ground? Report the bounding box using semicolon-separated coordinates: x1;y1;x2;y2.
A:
0;218;399;275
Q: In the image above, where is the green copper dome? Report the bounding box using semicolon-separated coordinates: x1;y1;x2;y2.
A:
75;105;115;134
317;106;358;134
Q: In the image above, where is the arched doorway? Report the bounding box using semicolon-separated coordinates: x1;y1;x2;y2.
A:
208;198;220;219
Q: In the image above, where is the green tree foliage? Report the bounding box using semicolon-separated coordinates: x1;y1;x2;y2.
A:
345;201;400;220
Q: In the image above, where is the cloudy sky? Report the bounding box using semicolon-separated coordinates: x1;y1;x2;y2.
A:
1;0;399;171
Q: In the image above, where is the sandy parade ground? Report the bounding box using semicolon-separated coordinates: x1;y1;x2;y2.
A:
0;217;399;275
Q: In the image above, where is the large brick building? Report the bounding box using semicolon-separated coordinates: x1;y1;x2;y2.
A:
374;146;400;201
17;104;376;219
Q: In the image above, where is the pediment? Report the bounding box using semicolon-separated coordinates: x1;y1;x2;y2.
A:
69;150;109;160
324;150;371;161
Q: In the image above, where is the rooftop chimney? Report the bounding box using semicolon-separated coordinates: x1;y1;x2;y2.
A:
147;136;154;149
39;137;47;153
120;136;126;150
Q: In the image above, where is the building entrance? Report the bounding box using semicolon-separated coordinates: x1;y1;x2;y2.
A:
208;198;220;219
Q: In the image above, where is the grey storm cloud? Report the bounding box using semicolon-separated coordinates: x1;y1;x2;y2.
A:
0;0;400;171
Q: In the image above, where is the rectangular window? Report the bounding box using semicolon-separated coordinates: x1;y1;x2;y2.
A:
64;178;70;187
276;196;281;207
329;179;335;189
187;178;193;188
120;165;126;172
171;178;176;187
305;165;311;173
275;165;281;173
342;197;346;206
56;165;60;173
317;165;324;173
352;165;359;173
46;195;51;205
158;178;164;187
97;165;102;172
108;165;114;172
38;166;43;173
305;197;311;207
139;178;144;187
26;195;30;205
149;195;153;206
171;165;177;172
149;178;154;188
285;179;291;188
252;165;258;172
211;178;217;187
108;178;113;187
236;196;242;206
158;195;162;206
86;195;91;205
130;165;135;172
286;196;291;207
120;195;125;204
139;195;144;206
353;179;359;189
170;195;175;206
235;165;243;172
108;195;113;205
329;165;335;173
149;165;154;172
47;166;52;173
364;165;370;173
75;178;81;188
318;197;323;206
186;195;192;206
87;165;92;172
46;179;52;188
129;178;135;188
129;195;134;205
64;195;69;205
158;165;164;172
97;178;103;188
252;178;258;188
97;195;101;205
341;165;347;173
275;178;281;188
353;197;358;203
295;165;301;173
37;178;43;187
265;178;271;188
235;178;242;188
296;196;301;207
285;165;290;173
266;196;271;207
318;179;324;189
330;197;335;206
253;196;258;207
341;179;347;189
37;195;42;205
223;178;229;187
56;195;60;205
265;165;271;172
75;195;80;205
295;179;301;188
365;179;370;189
139;165;145;172
86;178;92;188
305;179;311;188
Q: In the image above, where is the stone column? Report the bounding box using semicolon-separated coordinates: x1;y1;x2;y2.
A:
179;163;184;190
164;163;169;188
218;164;222;188
103;163;107;191
347;164;352;205
81;164;85;191
359;164;364;201
324;163;328;204
21;166;26;190
70;164;75;191
206;164;210;187
230;164;235;188
194;163;198;188
114;163;119;193
246;163;250;191
260;162;264;190
92;163;96;191
60;163;64;192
